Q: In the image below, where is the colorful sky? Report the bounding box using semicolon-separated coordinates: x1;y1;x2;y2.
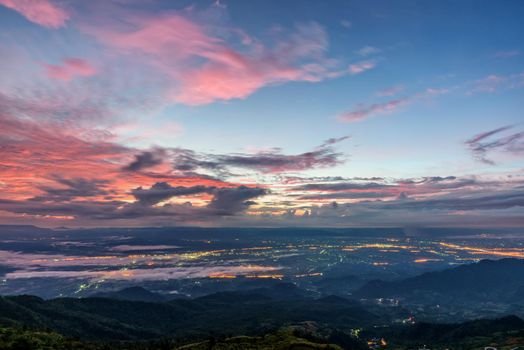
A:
0;0;523;228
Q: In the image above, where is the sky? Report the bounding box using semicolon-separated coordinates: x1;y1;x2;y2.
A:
0;0;523;228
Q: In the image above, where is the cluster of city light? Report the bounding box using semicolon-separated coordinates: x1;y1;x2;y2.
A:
9;237;524;294
342;243;416;251
439;242;524;258
414;258;443;263
244;274;285;279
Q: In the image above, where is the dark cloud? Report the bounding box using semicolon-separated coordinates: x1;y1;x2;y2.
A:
280;176;385;184
1;178;523;227
124;137;348;178
132;182;214;205
373;190;524;211
467;126;513;144
215;138;346;173
397;176;478;190
207;186;268;215
295;182;391;191
216;150;340;173
289;176;508;208
350;177;385;181
466;126;524;165
398;176;456;184
33;176;111;202
141;171;224;183
0;183;267;222
171;148;228;177
123;149;166;172
128;182;268;216
293;176;483;197
338;98;410;122
299;192;391;200
0;198;124;219
319;135;351;147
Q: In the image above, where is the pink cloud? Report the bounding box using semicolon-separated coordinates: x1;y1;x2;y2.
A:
377;85;404;97
338;87;449;123
44;58;97;81
348;61;375;75
468;74;505;94
83;13;346;105
0;0;69;28
466;72;524;95
0;107;232;206
173;55;306;105
338;98;409;123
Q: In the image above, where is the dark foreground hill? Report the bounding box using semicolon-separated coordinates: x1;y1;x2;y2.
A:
367;315;524;349
2;315;524;350
0;291;379;341
0;327;346;350
91;286;171;303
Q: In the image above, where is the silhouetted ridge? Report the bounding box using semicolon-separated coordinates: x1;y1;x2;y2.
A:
370;315;524;344
91;286;168;302
355;258;524;303
0;292;380;340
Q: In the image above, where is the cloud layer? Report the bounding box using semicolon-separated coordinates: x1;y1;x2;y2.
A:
466;125;524;165
0;1;522;228
0;0;69;28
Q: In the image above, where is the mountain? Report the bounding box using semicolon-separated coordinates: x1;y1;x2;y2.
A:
0;326;347;350
238;282;318;300
0;291;380;341
0;265;14;278
175;328;346;350
1;310;523;350
354;258;524;304
367;315;524;348
91;286;169;302
313;274;366;296
0;225;55;239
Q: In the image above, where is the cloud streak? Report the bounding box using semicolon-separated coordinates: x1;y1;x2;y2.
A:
338;98;409;122
0;0;69;28
348;60;376;75
44;58;97;81
81;6;368;105
123;149;166;172
337;87;449;123
466;126;524;165
123;137;348;176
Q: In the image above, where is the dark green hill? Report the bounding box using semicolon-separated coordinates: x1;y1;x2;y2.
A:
0;327;99;350
175;329;344;350
2;314;524;350
0;292;380;341
367;315;524;348
0;327;348;350
91;286;169;303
